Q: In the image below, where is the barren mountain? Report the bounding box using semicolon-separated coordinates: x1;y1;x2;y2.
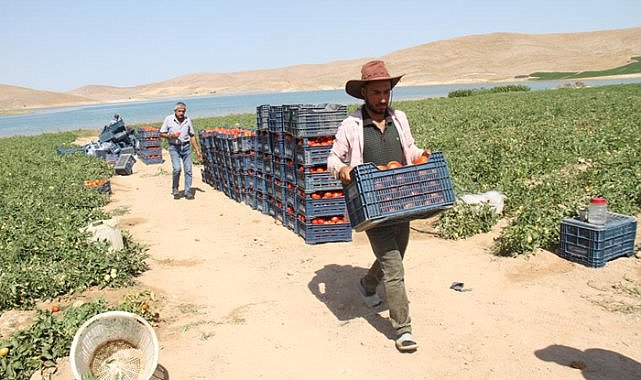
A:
0;84;95;112
2;27;640;111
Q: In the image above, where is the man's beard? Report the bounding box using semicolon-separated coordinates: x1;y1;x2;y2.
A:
364;98;387;117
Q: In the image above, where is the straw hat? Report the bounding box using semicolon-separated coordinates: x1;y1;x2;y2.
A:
345;60;404;99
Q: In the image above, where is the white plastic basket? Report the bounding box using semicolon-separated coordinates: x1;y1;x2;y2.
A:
70;311;159;380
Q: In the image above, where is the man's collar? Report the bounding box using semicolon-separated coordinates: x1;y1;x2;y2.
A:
361;106;391;126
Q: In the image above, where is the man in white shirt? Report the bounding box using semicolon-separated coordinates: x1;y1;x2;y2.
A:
159;102;203;199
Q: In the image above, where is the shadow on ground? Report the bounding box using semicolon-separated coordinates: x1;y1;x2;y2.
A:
535;344;641;380
308;263;395;340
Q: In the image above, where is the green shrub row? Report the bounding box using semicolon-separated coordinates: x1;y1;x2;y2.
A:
448;85;530;98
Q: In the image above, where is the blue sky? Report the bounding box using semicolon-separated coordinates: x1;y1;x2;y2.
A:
3;0;640;92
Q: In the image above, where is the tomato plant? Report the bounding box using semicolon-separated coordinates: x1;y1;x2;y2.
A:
404;83;641;255
0;132;148;311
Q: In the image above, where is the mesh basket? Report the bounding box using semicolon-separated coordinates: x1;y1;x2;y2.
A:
70;311;159;380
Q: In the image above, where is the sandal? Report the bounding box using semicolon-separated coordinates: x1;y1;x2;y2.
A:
395;332;418;352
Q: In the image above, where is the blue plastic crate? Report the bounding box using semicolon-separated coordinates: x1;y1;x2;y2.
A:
255;175;268;193
296;166;342;193
271;133;286;157
559;212;637;268
297;194;347;218
285;212;298;234
344;151;456;232
114;154;136;176
295;146;332;166
137;147;162;158
140;156;164;165
268;106;284;133
135;127;160;139
255;131;270;153
269;200;285;222
285;104;347;138
138;138;161;149
239;134;255;152
272;161;287;180
242;153;255;171
242;191;253;207
297;220;352;244
273;181;287;203
256;105;270;131
285;185;298;209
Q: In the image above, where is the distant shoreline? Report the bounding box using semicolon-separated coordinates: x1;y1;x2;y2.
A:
2;73;641;117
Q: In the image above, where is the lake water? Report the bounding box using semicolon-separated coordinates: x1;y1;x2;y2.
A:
1;77;640;138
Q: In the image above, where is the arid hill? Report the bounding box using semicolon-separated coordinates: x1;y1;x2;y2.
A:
2;27;640;112
0;84;95;112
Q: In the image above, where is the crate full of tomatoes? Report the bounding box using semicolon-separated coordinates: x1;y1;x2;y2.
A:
83;179;111;194
297;214;352;244
344;151;455;232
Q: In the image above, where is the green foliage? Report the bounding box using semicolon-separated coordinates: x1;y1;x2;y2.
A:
0;133;148;311
402;83;641;256
130;113;256;133
0;291;159;380
448;85;530;97
530;57;641;79
435;203;500;239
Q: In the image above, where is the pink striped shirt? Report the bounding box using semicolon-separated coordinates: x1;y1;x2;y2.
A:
327;106;426;179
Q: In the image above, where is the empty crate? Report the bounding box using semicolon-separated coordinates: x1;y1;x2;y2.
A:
114;154;136;175
559;212;637;268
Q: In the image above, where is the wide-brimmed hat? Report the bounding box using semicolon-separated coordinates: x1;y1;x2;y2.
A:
345;60;404;99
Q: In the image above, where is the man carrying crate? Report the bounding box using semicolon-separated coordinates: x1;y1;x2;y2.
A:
328;60;430;352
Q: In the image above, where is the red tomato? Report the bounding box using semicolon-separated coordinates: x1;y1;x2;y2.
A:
386;161;403;169
51;305;60;313
412;155;429;165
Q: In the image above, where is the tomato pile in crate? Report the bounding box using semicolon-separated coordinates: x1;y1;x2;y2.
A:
198;104;350;244
345;151;456;232
135;126;163;164
83;179;111;194
558;212;637;268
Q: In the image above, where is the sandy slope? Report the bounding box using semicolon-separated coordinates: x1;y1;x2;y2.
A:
3;27;640;112
28;145;641;380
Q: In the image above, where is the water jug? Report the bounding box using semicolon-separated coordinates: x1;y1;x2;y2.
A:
588;197;608;225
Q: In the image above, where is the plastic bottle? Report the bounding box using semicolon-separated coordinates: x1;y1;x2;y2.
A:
588;197;608;225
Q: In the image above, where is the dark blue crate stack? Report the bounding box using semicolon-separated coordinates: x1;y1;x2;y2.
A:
344;151;456;232
268;106;287;223
198;129;256;205
285;104;351;244
559;212;637;268
252;106;274;214
135;126;163;164
198;130;221;190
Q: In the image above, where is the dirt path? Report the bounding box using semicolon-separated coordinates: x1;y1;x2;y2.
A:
42;151;641;379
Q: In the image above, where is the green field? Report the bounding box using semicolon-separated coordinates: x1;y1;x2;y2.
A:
530;57;641;80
